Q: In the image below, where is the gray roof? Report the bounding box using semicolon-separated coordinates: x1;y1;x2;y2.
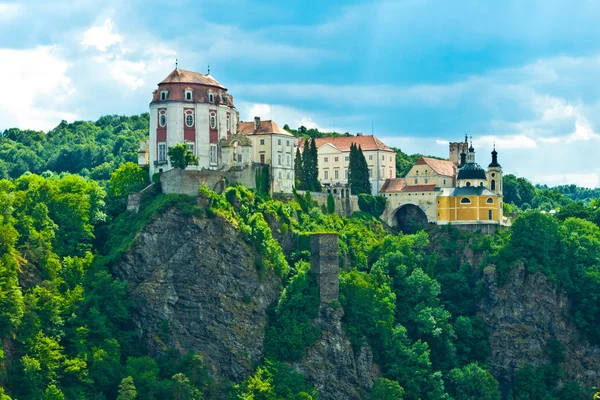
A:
438;186;496;197
457;162;487;180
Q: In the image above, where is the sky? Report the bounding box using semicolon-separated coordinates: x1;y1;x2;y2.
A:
1;0;600;188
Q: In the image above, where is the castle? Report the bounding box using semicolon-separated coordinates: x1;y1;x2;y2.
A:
140;67;508;229
379;136;507;230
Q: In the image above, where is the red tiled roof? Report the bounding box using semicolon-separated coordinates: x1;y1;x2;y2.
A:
160;69;225;88
401;184;437;192
300;135;394;152
415;157;455;177
379;178;406;193
238;120;293;136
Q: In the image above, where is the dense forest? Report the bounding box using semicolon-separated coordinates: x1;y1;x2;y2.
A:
0;115;599;399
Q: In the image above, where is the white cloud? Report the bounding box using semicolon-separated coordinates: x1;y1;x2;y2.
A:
475;135;537;150
0;46;76;131
81;18;123;52
0;3;19;19
237;101;349;133
534;173;600;189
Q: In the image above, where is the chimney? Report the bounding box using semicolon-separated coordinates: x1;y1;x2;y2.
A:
254;116;261;131
310;233;339;304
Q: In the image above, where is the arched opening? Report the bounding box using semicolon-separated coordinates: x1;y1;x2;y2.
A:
394;204;428;234
491;179;496;190
460;198;471;204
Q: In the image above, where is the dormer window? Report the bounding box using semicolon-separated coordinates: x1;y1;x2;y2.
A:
160;90;168;101
224;96;229;105
185;90;192;101
208;91;214;103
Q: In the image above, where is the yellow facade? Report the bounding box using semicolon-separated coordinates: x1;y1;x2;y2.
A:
436;194;503;224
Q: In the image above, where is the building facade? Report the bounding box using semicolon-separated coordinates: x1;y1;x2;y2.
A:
148;68;238;176
380;136;507;228
144;68;295;193
302;135;396;195
238;117;296;193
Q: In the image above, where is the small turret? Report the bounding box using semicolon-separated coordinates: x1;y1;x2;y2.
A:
486;143;502;195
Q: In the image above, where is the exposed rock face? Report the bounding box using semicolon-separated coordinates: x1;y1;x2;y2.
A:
112;209;281;382
293;233;374;400
294;305;374;400
480;264;600;396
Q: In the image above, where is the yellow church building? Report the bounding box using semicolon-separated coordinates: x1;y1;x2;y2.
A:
380;136;509;231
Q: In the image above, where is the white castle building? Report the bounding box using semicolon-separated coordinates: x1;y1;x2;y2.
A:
144;67;296;193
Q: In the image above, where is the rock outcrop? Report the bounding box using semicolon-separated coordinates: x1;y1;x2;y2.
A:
294;305;374;400
293;234;374;400
113;209;281;382
480;264;600;395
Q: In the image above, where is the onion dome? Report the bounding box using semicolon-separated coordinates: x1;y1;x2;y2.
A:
488;145;501;168
457;162;487;180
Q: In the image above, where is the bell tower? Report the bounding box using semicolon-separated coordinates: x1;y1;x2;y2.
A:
486;144;502;195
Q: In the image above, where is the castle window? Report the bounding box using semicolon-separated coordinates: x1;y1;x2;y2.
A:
369;155;373;160
334;169;339;179
460;198;471;204
369;168;373;178
335;157;339;162
278;153;282;165
159;114;167;127
208;92;214;103
443;179;446;185
345;169;348;179
186;142;194;154
324;157;329;162
210;144;217;164
480;182;484;187
487;197;494;204
345;156;349;161
279;171;282;179
186;114;194;127
260;153;265;164
415;179;418;184
210;115;216;129
160;91;168;100
424;179;428;184
324;170;329;180
491;173;496;177
488;210;493;220
158;142;166;162
185;91;192;101
278;139;282;145
287;154;291;166
260;139;265;145
491;180;496;190
466;181;471;187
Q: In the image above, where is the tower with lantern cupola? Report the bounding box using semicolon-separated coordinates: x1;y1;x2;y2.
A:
486;144;502;196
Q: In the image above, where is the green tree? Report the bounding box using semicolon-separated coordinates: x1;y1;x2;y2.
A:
294;148;304;189
117;376;137;400
308;139;321;191
357;194;386;217
446;363;500;400
327;194;335;214
109;162;148;198
370;378;404;399
349;144;371;195
170;373;202;400
168;143;199;169
41;384;66;400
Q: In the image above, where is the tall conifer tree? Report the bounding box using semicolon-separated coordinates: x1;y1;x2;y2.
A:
302;139;312;190
294;148;303;189
309;138;321;191
349;143;372;195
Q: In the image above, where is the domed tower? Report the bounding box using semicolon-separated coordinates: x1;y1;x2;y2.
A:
456;137;487;188
486;144;502;195
149;66;237;175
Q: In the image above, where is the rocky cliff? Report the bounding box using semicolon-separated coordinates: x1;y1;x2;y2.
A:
113;208;281;382
480;264;600;395
112;208;373;399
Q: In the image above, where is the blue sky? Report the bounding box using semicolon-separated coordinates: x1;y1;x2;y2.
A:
1;0;600;187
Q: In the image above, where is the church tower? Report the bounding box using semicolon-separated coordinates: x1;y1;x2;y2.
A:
486;145;502;195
